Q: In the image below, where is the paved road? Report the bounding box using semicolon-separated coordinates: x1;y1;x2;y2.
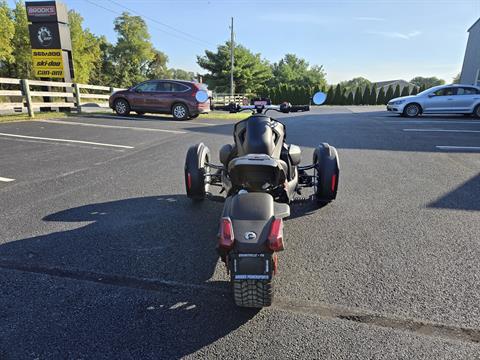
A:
0;108;479;359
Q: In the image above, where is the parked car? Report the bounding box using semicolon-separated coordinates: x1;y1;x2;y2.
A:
387;84;480;118
109;80;211;120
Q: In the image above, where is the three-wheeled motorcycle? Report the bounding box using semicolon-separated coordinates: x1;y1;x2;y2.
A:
184;91;339;308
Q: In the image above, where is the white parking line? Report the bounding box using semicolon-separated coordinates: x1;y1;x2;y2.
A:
0;177;15;182
436;146;480;151
388;120;480;125
37;119;187;134
403;128;480;133
0;133;134;149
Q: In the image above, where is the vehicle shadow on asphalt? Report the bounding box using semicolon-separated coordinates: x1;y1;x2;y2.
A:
428;173;480;211
0;195;259;357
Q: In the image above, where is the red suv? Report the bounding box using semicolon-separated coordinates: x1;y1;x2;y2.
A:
109;80;211;120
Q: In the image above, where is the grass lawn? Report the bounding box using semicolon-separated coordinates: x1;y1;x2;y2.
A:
199;111;249;120
0;112;67;123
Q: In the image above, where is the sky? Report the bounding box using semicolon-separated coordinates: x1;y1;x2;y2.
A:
10;0;480;83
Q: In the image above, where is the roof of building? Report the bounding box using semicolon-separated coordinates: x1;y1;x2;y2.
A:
468;17;480;32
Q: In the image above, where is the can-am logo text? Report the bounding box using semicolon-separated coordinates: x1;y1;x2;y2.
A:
28;6;56;17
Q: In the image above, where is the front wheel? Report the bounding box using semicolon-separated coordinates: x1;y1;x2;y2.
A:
403;103;421;118
313;143;339;203
233;279;273;308
172;103;189;120
114;99;130;116
474;105;480;118
184;143;210;200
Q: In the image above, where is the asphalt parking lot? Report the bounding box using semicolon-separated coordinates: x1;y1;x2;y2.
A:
0;108;479;359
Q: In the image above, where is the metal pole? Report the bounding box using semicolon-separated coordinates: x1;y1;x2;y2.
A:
230;17;234;98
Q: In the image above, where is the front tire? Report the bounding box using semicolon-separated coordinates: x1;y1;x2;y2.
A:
403;103;421;118
114;99;130;116
313;143;339;203
184;143;210;201
172;103;189;120
233;279;273;308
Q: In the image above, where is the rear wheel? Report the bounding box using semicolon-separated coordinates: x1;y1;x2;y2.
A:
184;143;210;201
313;143;339;203
114;99;130;116
403;103;421;118
172;103;189;120
474;105;480;118
233;279;273;308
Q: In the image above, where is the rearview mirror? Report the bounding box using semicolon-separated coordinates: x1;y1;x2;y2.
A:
195;90;209;103
312;92;327;105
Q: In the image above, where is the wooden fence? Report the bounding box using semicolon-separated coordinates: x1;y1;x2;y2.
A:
0;77;125;118
212;93;249;106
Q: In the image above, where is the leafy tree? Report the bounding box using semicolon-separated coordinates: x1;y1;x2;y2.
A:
393;84;401;99
113;12;155;87
410;86;419;95
400;86;410;97
377;87;386;105
419;84;427;93
0;1;14;71
340;77;371;93
333;84;344;105
10;1;31;78
146;50;170;79
271;54;327;89
69;10;102;83
410;76;445;89
170;68;195;81
90;36;115;85
453;73;460;83
354;87;362;105
197;41;272;93
385;85;394;102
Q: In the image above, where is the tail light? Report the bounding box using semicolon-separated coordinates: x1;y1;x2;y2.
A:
268;218;284;251
218;217;234;250
331;174;337;192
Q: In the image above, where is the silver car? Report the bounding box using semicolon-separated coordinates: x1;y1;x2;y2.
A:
387;84;480;117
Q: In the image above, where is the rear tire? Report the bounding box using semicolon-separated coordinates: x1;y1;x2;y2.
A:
172;103;189;120
233;279;273;308
313;143;339;203
403;103;421;118
114;99;130;116
474;105;480;118
184;143;210;201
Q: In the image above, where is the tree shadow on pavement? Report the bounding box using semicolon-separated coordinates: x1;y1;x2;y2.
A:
0;195;259;358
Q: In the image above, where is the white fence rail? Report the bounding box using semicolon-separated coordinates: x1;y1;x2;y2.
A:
0;77;125;118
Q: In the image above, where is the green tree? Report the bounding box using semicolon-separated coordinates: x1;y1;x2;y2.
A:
393;84;401;98
326;85;334;105
170;68;195;81
90;36;115;85
385;85;394;102
146;50;170;79
362;85;370;105
0;1;14;73
69;10;102;83
369;86;377;105
197;41;272;93
346;91;354;105
340;77;371;93
333;84;343;105
419;84;427;93
354;87;362;105
270;53;327;89
10;1;31;78
400;86;410;97
410;76;445;89
410;86;419;95
377;87;386;105
453;73;460;83
113;12;155;87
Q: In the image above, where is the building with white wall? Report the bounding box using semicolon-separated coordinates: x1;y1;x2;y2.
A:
460;18;480;85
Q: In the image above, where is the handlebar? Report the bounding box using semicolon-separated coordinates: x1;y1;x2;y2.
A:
213;103;310;114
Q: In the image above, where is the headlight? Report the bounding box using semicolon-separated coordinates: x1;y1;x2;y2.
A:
393;100;405;105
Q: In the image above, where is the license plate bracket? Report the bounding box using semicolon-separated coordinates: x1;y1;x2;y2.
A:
231;253;272;280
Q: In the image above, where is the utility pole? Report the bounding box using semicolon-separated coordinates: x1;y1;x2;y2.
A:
230;17;235;97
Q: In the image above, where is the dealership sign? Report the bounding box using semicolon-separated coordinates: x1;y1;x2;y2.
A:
32;49;64;78
26;1;73;80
